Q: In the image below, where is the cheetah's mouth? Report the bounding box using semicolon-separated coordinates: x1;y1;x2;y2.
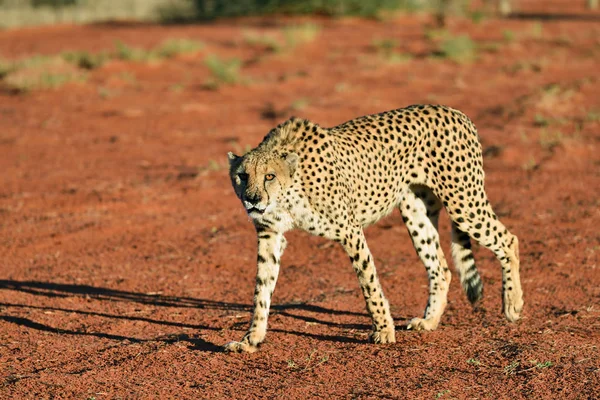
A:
246;207;265;215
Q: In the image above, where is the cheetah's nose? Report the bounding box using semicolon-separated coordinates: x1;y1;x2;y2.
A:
243;193;262;207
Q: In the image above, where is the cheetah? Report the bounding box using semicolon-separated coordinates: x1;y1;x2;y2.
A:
225;104;523;353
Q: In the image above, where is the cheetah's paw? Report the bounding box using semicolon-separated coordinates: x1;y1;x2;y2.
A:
407;317;439;331
503;293;523;322
223;340;258;353
369;328;396;344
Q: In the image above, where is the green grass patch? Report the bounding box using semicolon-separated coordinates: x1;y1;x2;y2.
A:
282;23;321;48
372;38;412;64
2;55;86;92
502;30;515;43
530;22;544;39
504;360;520;375
585;109;600;122
115;41;157;62
62;50;110;69
539;129;564;151
424;28;449;42
0;58;15;78
242;23;320;55
243;32;283;53
469;9;486;24
155;38;204;58
533;114;550;127
426;30;477;63
372;38;398;57
290;97;310;111
437;34;477;63
1;37;204;92
534;360;553;369
114;38;204;62
204;55;243;89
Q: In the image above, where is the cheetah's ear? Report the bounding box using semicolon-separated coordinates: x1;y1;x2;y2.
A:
227;152;240;165
284;152;299;176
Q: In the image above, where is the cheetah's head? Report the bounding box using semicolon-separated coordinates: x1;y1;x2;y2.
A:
227;150;298;218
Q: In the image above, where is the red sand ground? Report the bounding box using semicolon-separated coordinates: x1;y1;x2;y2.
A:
1;9;599;399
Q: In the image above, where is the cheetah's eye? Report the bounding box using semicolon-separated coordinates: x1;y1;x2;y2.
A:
265;173;276;181
238;173;249;182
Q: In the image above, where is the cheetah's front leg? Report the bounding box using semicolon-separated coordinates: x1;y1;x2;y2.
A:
224;229;285;353
342;228;396;344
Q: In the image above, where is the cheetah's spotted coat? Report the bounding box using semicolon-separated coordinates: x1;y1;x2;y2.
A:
225;104;523;353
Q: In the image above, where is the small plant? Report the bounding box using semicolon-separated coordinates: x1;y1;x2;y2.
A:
539;129;564;151
522;157;538;171
533;114;549;127
282;23;320;48
504;60;544;74
302;350;329;371
97;86;112;99
469;10;486;24
114;41;155;62
479;42;500;53
533;114;567;127
504;360;520;375
372;38;398;55
424;28;449;42
230;142;253;156
62;50;109;69
502;30;515;43
0;58;15;78
335;82;349;92
7;71;84;92
466;358;481;366
204;55;242;88
155;38;204;58
290;97;310;111
555;35;572;46
372;38;412;64
118;71;137;85
40;72;81;88
510;360;554;374
170;83;185;93
531;22;544;39
435;389;451;398
287;350;329;372
437;34;477;63
243;32;282;53
2;55;86;92
585;109;600;122
535;360;553;369
207;160;224;171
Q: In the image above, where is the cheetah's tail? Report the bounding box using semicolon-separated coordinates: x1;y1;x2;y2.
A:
450;222;483;304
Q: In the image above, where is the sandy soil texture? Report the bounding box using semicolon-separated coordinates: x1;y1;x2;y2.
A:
1;9;599;399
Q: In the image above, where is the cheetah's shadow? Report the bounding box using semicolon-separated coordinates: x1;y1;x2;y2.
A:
0;280;406;351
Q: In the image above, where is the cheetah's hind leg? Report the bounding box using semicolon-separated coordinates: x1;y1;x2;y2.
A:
448;202;523;322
